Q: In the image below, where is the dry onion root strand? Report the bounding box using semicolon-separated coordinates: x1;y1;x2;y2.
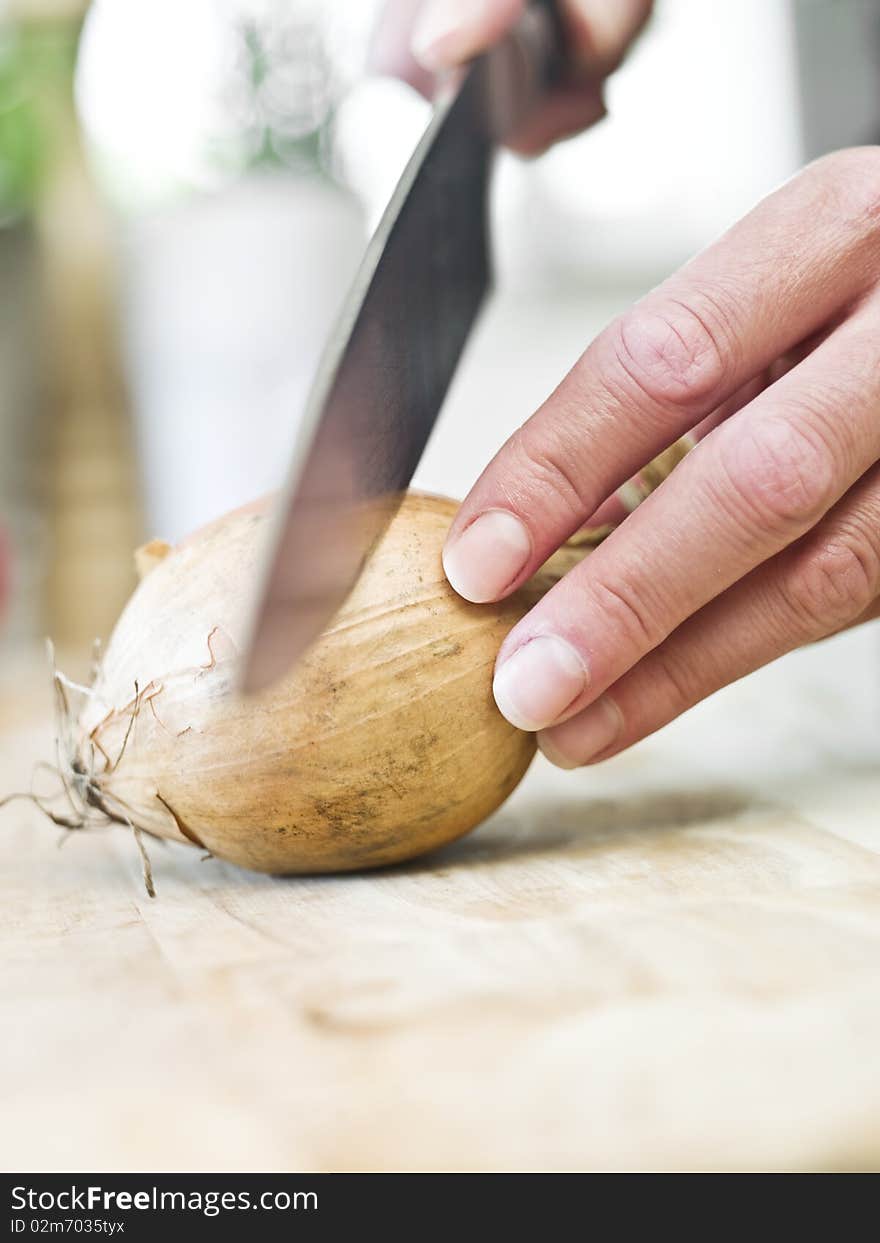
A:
1;646;159;896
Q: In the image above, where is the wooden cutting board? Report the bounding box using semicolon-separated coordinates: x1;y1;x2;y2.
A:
2;630;879;1172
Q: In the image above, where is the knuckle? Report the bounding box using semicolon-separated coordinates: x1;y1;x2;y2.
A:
810;146;880;229
589;575;665;652
785;535;879;633
512;425;592;522
720;418;837;535
613;294;729;411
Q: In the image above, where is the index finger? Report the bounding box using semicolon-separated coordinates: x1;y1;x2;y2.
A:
442;149;880;605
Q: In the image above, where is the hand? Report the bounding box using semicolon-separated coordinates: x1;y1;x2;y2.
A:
370;0;652;154
441;148;880;766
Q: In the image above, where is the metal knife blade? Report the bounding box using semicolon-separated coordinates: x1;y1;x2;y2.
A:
242;2;562;692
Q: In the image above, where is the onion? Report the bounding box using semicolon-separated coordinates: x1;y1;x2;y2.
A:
71;492;562;875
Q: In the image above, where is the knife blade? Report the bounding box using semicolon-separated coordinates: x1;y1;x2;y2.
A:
242;0;563;692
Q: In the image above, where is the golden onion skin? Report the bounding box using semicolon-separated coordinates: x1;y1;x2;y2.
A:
77;493;536;873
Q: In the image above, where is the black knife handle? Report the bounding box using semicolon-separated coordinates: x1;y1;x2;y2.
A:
529;0;567;89
480;0;567;140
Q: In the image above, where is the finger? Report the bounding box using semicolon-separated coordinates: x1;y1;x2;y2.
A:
410;0;652;76
582;432;699;530
490;304;880;732
411;0;525;72
368;0;437;96
584;378;772;528
538;461;880;766
507;83;606;156
406;0;645;155
845;595;880;631
561;0;653;76
443;149;880;605
582;341;818;530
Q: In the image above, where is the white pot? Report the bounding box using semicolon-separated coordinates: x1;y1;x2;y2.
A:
119;172;365;541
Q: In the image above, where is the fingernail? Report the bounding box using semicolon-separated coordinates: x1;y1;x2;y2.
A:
538;696;622;767
443;510;531;603
411;0;484;70
493;636;587;731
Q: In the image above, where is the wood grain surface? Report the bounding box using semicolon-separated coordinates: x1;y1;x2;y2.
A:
2;629;880;1173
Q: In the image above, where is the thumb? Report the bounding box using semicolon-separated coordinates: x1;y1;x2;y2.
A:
411;0;525;71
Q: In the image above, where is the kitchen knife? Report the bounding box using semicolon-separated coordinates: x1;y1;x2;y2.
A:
242;0;564;692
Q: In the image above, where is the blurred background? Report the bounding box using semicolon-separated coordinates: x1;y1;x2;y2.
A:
0;0;879;663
